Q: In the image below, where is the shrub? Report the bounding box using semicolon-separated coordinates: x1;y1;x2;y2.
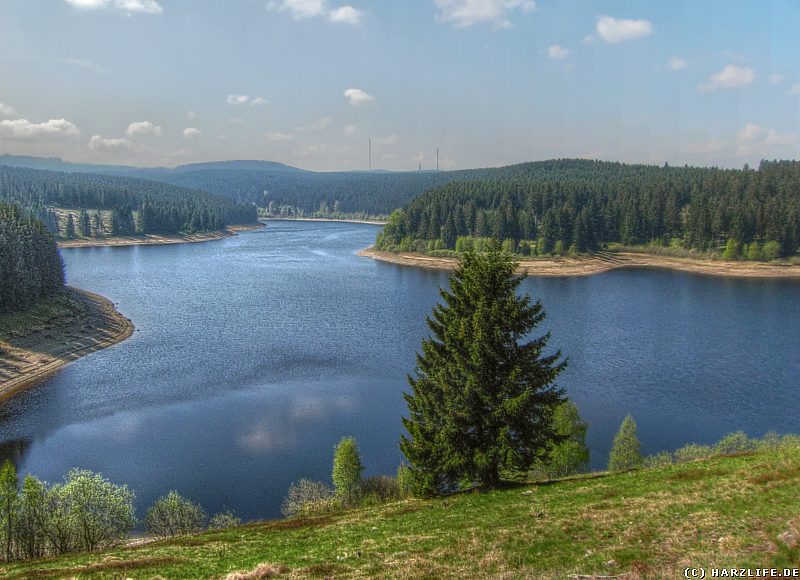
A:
756;431;781;450
281;479;338;518
674;443;713;463
644;451;673;468
535;401;590;479
714;431;754;455
762;240;782;261
145;491;206;539
608;415;643;472
748;242;762;261
332;437;363;502
353;476;401;506
209;510;241;530
396;464;435;498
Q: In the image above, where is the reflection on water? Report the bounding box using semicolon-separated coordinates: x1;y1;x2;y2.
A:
0;221;798;521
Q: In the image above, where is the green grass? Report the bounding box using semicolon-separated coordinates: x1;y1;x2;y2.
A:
4;444;799;579
0;291;87;342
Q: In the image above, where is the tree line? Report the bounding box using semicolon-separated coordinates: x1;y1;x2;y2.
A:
0;165;258;238
375;159;800;259
0;202;64;313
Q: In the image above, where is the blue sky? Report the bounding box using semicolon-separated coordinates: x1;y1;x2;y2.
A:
1;0;799;170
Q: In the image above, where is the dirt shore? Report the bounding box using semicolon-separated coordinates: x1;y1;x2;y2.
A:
0;288;134;402
262;217;387;226
358;247;800;279
57;222;265;249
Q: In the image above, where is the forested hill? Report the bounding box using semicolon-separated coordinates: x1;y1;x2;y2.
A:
0;165;258;238
376;159;800;259
0;201;64;313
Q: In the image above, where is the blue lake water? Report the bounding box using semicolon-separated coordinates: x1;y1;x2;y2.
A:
0;220;798;521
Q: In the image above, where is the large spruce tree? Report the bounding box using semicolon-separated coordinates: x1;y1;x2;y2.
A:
400;246;567;494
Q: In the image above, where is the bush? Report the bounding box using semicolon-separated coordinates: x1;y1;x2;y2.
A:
714;431;755;455
535;401;590;479
353;476;401;506
281;479;338;518
332;437;364;503
644;451;673;468
674;443;713;463
763;240;781;261
209;510;241;530
145;491;206;539
608;415;643;472
396;464;435;498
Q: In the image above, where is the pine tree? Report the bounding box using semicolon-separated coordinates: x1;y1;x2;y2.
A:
608;414;643;472
332;437;363;501
400;246;567;494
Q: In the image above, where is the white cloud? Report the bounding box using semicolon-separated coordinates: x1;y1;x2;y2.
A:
226;94;250;105
596;16;653;44
343;124;356;137
267;0;362;24
328;5;363;24
187;110;197;120
296;116;332;132
228;117;244;124
126;120;161;136
88;135;132;150
64;0;162;14
685;123;798;160
374;134;398;146
58;58;105;73
182;127;202;139
434;0;535;29
0;118;80;139
250;96;268;106
266;131;295;141
0;103;17;117
769;73;785;84
547;44;570;60
667;57;687;71
344;88;374;106
788;83;800;96
698;65;755;93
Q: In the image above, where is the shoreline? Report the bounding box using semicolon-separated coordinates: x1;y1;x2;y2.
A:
358;247;800;279
57;222;265;249
0;288;134;402
262;217;387;226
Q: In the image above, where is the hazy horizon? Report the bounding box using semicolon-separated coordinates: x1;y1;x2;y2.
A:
2;0;799;171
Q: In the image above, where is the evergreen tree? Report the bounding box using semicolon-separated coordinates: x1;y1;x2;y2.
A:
608;414;643;472
0;460;18;562
400;247;567;494
332;437;363;501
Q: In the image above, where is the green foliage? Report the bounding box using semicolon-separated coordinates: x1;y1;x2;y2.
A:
352;476;402;507
747;242;762;261
714;431;755;455
401;247;566;493
332;437;364;501
281;479;338;518
535;401;590;479
643;451;674;468
0;460;18;561
376;159;800;259
0;202;65;314
674;443;714;463
608;415;643;472
208;510;241;530
144;491;206;539
723;238;740;260
762;240;782;260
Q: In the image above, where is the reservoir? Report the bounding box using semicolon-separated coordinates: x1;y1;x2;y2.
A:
0;220;797;521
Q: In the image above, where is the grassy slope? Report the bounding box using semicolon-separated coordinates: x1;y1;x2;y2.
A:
4;445;799;579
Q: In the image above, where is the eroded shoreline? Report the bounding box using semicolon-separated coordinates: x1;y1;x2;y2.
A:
57;222;265;249
0;288;134;402
358;247;800;279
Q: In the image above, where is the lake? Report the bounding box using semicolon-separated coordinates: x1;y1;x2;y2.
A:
0;220;798;521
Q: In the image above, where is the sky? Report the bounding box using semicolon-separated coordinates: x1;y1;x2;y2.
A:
1;0;800;171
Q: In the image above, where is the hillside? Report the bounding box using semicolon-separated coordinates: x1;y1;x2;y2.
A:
0;165;258;238
5;444;798;579
376;159;800;260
